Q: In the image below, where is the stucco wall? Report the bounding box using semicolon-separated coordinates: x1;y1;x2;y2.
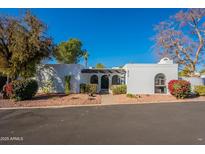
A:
124;64;178;94
81;73;125;93
36;64;84;93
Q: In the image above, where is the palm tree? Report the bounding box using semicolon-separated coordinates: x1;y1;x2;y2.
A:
83;50;89;68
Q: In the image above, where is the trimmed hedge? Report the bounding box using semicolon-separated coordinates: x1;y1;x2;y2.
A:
194;86;205;96
80;83;97;95
168;80;191;99
111;85;127;95
2;79;38;101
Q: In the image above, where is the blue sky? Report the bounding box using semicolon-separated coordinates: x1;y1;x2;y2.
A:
0;8;180;68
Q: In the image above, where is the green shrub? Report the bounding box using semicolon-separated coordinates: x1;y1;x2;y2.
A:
86;84;97;96
65;75;71;94
126;93;136;98
12;79;38;101
112;85;127;95
194;86;205;96
41;80;54;94
80;83;86;93
126;93;142;98
0;75;7;92
80;83;97;95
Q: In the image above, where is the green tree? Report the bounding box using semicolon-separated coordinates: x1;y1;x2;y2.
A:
200;69;205;75
54;38;85;64
82;50;89;68
0;10;54;81
178;67;192;77
96;63;105;69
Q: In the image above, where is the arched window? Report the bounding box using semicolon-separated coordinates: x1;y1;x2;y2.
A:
112;75;120;85
90;75;98;84
155;73;166;93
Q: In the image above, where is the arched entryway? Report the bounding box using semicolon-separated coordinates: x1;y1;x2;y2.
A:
90;75;98;84
154;73;166;94
101;75;109;90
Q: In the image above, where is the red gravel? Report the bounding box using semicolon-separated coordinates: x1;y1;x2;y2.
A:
0;93;101;108
113;94;205;104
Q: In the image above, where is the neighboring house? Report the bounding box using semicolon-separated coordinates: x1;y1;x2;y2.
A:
36;57;178;94
124;58;178;94
181;77;205;89
202;75;205;85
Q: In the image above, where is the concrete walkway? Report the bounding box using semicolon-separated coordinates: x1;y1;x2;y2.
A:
101;94;117;105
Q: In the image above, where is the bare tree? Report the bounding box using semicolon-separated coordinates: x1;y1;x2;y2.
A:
153;9;205;76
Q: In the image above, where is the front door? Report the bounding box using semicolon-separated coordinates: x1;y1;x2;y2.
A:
101;75;109;90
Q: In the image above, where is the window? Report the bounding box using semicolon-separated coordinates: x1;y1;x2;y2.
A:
155;73;166;94
90;75;98;84
112;75;121;85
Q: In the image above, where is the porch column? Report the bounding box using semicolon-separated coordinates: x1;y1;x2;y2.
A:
109;74;113;93
98;74;101;93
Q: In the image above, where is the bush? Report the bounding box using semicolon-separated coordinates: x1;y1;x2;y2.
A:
194;86;205;96
65;76;71;94
80;83;86;93
2;83;14;99
126;93;141;98
168;80;191;99
1;79;38;101
12;79;38;101
86;84;97;96
0;76;7;92
126;93;136;98
80;83;97;96
41;80;54;94
112;85;127;95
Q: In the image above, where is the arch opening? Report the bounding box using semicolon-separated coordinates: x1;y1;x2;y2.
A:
90;75;98;84
101;75;109;90
155;73;166;94
112;75;121;85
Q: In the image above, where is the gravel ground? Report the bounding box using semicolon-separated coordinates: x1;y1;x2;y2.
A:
113;94;205;104
0;93;101;108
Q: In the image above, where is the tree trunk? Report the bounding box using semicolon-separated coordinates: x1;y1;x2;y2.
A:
85;60;88;68
6;75;9;84
86;60;87;68
190;64;196;76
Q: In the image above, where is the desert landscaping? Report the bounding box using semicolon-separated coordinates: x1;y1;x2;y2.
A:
112;94;205;104
0;94;101;108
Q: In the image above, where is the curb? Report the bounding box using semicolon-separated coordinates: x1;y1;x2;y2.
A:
0;99;205;110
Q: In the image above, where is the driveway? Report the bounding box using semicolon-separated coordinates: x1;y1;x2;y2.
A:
1;102;205;144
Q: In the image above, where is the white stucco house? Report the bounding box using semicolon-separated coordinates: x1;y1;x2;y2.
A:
36;57;178;94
